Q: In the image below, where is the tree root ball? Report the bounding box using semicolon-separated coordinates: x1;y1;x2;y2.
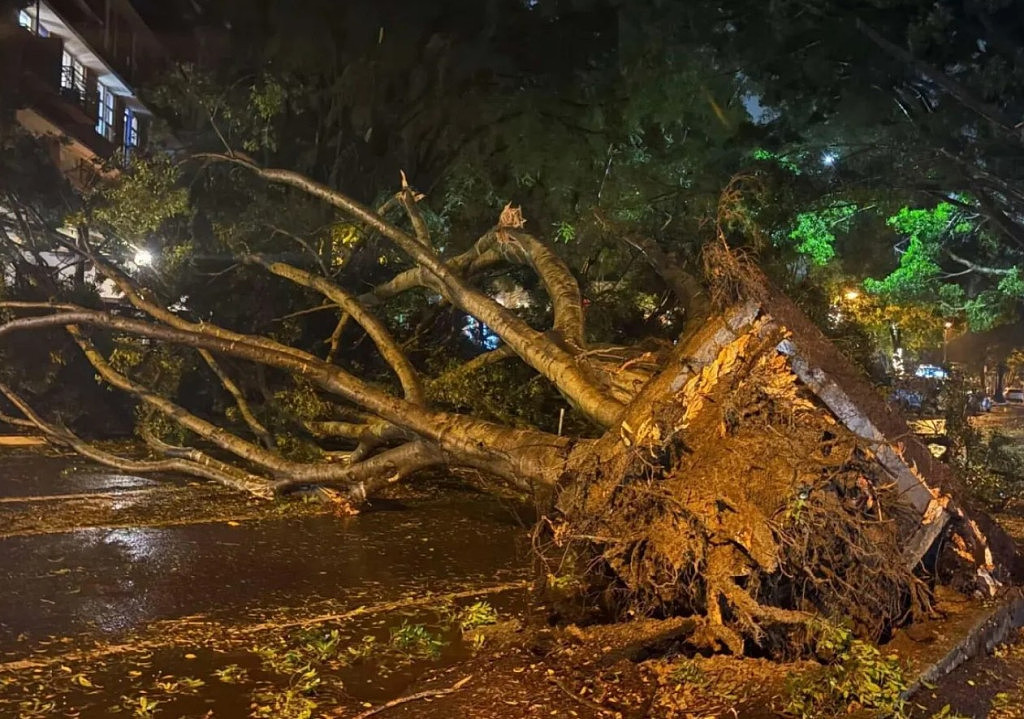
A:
541;321;930;655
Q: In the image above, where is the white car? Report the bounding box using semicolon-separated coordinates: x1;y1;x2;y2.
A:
1006;388;1024;403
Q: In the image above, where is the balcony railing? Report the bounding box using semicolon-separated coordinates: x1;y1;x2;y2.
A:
57;85;98;118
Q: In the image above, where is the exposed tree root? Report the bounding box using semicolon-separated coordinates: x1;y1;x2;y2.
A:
546;319;934;654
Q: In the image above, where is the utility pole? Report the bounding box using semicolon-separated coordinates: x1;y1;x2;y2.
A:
943;321;952;365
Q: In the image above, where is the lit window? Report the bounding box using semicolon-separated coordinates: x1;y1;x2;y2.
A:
60;52;87;96
123;107;139;160
96;84;116;141
17;9;32;30
60;51;71;89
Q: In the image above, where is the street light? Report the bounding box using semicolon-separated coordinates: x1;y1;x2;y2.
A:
133;248;154;267
844;289;860;301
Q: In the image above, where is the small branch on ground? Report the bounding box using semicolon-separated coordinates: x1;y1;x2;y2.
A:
341;675;474;719
548;674;614;715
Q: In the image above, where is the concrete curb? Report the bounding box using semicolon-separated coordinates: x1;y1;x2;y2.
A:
904;588;1024;698
0;435;47;446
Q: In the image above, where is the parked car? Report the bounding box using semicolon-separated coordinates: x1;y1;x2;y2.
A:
889;388;923;412
969;393;993;413
914;364;949;380
1006;388;1024;403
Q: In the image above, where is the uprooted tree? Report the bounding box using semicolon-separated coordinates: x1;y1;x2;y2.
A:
0;153;1018;654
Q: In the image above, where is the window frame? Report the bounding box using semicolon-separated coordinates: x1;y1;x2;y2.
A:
122;107;139;160
60;51;87;97
95;83;116;141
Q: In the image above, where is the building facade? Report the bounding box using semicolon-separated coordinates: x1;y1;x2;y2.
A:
1;0;164;188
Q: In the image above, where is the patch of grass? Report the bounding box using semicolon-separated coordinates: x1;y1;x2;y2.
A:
122;694;161;718
345;635;380;662
252;665;322;719
15;699;56;718
251;687;317;719
668;659;709;688
457;601;499;631
389;622;444;658
545;573;580;591
153;676;204;693
254;641;309;675
213;664;248;684
293;627;344;662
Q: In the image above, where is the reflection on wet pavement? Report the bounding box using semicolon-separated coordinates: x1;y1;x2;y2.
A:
0;498;529;653
0;454;164;498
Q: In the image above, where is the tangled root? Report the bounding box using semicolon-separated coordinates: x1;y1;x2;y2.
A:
542;321;929;654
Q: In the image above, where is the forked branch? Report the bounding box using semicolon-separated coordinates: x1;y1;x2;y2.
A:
0;381;275;497
246;254;425;404
199;154;622;427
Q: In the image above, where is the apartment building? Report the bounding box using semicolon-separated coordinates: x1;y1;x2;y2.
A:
1;0;165;188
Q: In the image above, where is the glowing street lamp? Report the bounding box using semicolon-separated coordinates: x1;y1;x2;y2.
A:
843;289;860;301
821;151;838;167
133;248;154;267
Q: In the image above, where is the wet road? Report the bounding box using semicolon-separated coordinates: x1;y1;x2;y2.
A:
0;454;167;498
0;454;531;654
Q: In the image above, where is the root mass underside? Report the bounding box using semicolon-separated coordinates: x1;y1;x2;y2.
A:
550;324;935;653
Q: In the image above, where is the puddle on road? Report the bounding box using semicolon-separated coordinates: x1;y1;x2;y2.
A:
0;453;169;499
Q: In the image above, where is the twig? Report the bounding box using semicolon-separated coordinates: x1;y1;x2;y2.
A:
548;674;613;715
252;580;529;634
343;675;473;718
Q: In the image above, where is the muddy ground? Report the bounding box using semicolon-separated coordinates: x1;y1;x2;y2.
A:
0;439;1023;718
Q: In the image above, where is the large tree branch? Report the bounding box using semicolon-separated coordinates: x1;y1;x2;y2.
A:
79;246;314;363
500;230;586;348
67;325;306;479
619;233;710;331
271;441;447;496
198;154;622;427
945;249;1017;276
70;251;414;447
325;312;350;363
303;419;415;445
247;254;425;404
430;346;517;388
68;325;450;491
0;307;575;487
360;237;503;305
368;226;587;347
397;174;431;247
0;381;275;497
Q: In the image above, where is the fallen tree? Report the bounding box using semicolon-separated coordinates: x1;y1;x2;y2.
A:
0;156;1017;651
